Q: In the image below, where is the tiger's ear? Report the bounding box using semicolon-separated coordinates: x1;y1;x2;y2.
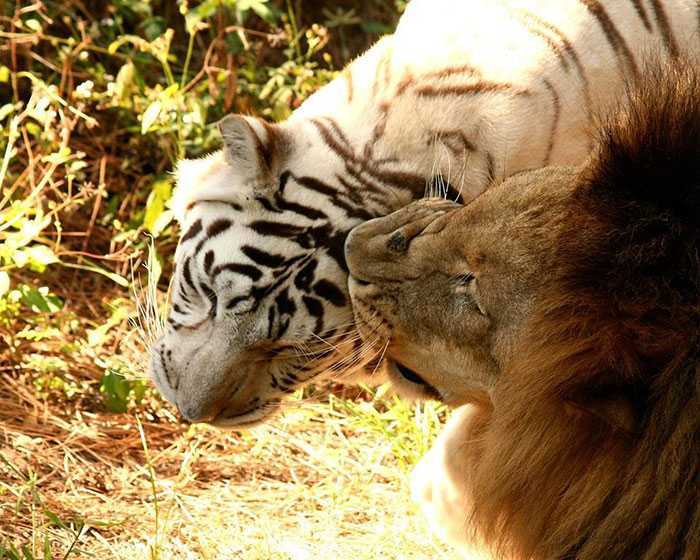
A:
172;115;284;226
217;115;279;192
172;115;288;224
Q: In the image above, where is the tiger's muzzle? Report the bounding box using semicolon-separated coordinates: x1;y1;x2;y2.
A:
149;323;285;427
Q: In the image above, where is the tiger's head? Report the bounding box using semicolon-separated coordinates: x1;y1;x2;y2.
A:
149;114;422;427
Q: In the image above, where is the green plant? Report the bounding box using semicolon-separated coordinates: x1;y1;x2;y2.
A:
0;5;450;557
0;455;87;559
1;0;369;407
330;387;450;471
100;369;148;413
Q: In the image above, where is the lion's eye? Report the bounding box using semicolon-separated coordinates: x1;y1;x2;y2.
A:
454;272;475;296
455;272;475;286
454;273;487;316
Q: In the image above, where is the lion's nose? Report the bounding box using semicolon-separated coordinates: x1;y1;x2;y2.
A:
344;225;366;274
345;223;388;282
346;198;463;287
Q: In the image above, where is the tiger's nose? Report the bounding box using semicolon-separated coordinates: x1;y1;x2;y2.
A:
177;399;224;424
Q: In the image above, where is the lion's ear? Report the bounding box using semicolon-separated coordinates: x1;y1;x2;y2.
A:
217;115;278;192
566;385;644;435
586;60;700;227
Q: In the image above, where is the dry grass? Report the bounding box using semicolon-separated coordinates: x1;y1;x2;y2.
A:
0;368;461;559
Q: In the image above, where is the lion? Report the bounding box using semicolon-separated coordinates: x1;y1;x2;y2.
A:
344;58;700;559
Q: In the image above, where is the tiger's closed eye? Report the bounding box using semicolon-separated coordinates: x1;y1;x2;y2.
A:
226;294;255;315
200;284;218;318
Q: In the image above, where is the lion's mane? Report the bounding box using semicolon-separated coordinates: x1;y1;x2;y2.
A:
464;58;700;560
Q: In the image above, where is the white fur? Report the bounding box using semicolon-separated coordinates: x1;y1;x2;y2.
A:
172;152;229;224
179;0;700;209
411;405;491;559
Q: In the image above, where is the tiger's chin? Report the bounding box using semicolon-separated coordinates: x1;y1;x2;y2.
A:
210;400;281;429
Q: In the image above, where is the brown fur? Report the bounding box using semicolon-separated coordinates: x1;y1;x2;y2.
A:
472;59;700;560
346;58;700;559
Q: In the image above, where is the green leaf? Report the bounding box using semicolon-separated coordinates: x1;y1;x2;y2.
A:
185;0;220;33
100;371;130;413
160;83;179;99
141;16;167;41
25;244;60;273
25;121;41;137
153;210;174;237
43;535;51;560
11;214;52;249
141;100;162;134
0;102;15;121
112;60;136;102
61;263;129;287
24;18;42;32
19;286;63;313
44;509;65;528
87;304;129;347
225;33;245;55
43;146;72;165
100;370;147;413
143;179;173;236
132;381;147;403
11;249;29;268
0;272;9;297
0;544;21;560
238;0;274;22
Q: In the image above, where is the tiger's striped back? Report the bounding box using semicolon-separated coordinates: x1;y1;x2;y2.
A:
150;0;700;427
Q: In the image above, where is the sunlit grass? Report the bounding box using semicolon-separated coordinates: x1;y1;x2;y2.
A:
0;388;458;559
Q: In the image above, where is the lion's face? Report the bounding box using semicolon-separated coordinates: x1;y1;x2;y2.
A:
345;167;579;405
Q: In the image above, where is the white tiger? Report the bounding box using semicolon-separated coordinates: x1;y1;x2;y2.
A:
150;0;700;426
